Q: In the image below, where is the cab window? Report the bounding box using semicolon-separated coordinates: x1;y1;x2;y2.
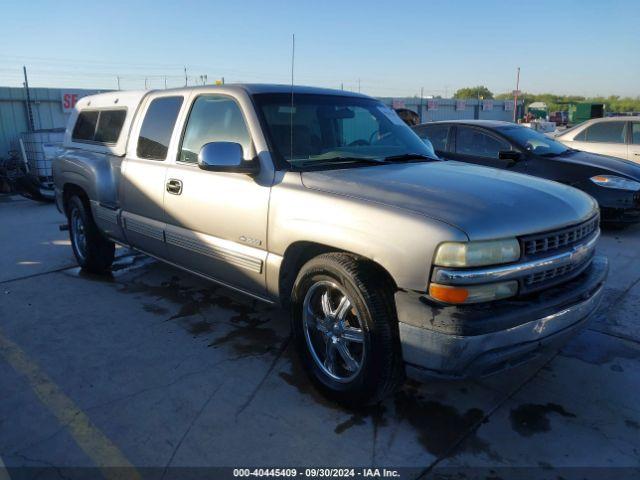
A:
94;110;126;143
72;110;126;144
137;96;184;160
455;126;510;158
418;124;450;152
72;111;99;141
582;121;626;143
179;95;252;164
632;122;640;145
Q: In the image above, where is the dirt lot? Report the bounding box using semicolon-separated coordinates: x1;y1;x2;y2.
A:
1;194;639;479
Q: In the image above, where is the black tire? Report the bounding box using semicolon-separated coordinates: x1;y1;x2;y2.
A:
67;195;115;273
291;252;405;406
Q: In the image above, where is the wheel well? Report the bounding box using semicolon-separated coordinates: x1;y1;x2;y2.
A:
278;241;397;306
62;183;89;214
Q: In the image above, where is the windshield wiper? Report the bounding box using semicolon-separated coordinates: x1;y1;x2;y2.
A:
382;153;438;162
292;156;390;168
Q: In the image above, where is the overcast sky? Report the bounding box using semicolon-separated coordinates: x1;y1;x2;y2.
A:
1;0;638;98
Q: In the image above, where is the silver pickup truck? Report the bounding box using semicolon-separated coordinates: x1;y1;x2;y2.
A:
53;84;608;405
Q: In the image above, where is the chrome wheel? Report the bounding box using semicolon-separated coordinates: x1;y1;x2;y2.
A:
302;281;365;383
71;207;87;262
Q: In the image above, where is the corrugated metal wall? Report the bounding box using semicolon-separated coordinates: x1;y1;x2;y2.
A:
379;98;523;123
0;87;103;158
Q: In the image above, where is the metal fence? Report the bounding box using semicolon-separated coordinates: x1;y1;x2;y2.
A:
378;97;524;123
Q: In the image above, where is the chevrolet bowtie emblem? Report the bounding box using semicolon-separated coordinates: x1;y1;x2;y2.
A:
570;243;591;264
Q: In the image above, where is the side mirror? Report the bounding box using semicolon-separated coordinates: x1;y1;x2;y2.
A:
498;150;521;161
198;142;258;174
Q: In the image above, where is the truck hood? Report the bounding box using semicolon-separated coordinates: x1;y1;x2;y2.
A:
301;161;598;240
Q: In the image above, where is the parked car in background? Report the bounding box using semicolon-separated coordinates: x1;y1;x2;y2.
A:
54;86;608;404
413;120;640;226
549;111;569;126
554;116;640;162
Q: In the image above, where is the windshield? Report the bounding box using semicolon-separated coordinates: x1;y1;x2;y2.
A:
253;93;437;168
498;125;570;156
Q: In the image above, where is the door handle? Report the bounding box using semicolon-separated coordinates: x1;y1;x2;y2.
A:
166;179;183;195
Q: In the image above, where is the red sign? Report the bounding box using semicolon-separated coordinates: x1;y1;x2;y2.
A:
482;100;493;111
427;100;438;110
61;92;81;113
456;100;466;111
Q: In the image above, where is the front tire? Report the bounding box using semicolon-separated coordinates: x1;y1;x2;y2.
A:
291;253;404;406
67;195;115;273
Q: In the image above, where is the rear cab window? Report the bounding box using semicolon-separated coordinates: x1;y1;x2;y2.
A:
137;96;184;160
72;110;126;144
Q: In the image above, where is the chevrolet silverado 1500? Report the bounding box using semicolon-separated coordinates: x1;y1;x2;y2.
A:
53;85;608;405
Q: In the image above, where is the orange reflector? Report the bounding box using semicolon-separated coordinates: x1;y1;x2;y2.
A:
592;175;609;182
429;283;469;304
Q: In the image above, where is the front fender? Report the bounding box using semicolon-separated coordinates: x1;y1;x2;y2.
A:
268;173;468;292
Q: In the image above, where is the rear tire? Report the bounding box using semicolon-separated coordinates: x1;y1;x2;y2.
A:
67;195;115;273
291;253;404;406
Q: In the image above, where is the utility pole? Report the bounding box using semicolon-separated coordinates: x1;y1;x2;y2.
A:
419;86;424;123
164;76;167;89
513;67;521;122
144;77;148;89
341;83;344;90
116;76;121;90
358;78;361;93
22;66;34;132
184;66;188;86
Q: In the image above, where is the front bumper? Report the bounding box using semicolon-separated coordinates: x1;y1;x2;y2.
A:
397;255;608;379
596;189;640;224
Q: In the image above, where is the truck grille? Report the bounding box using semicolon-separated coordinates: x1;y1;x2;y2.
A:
524;252;594;287
521;215;599;257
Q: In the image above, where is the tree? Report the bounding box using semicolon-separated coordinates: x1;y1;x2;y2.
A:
453;86;494;100
495;91;640;113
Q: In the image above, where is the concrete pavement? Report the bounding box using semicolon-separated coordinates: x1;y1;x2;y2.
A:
0;195;638;479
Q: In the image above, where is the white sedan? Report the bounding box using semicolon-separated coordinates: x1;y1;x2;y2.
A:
554;116;640;162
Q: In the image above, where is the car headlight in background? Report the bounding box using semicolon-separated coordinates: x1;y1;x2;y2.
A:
434;238;521;267
590;175;640;191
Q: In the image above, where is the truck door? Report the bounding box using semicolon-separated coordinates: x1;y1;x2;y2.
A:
162;93;272;296
120;93;186;258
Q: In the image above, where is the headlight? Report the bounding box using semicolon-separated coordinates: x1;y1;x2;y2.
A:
434;239;521;267
590;175;640;191
429;281;518;304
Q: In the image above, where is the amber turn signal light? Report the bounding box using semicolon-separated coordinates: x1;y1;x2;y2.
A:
429;284;469;304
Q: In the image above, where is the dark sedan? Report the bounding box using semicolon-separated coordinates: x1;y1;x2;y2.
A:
413;120;640;226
